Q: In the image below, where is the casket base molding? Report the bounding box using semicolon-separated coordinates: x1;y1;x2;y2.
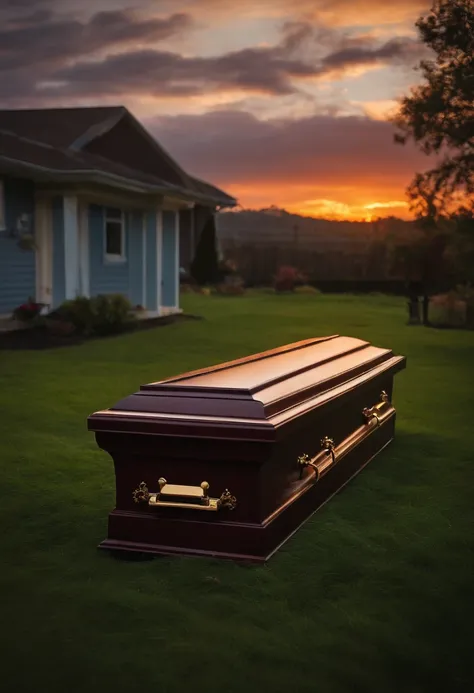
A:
99;415;394;563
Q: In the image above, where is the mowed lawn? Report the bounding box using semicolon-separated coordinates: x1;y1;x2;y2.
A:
1;292;474;693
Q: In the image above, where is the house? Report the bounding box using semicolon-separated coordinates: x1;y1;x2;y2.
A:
0;106;237;317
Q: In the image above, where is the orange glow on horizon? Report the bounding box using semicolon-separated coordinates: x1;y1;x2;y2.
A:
270;198;410;221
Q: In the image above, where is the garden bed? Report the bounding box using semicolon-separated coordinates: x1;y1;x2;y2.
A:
0;312;201;350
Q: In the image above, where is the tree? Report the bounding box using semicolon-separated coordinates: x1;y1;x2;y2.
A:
392;0;474;218
190;215;220;285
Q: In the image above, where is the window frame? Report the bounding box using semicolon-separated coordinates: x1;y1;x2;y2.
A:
104;207;126;263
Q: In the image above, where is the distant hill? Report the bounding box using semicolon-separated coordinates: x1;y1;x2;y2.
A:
214;206;418;285
216;207;415;250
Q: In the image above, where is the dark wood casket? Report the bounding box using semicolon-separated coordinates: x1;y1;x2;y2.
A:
88;336;406;562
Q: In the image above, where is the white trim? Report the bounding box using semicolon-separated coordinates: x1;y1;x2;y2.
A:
103;207;126;263
156;209;163;315
63;195;79;300
0;179;5;231
35;195;53;305
78;200;90;297
162;197;191;212
174;210;180;310
142;212;146;308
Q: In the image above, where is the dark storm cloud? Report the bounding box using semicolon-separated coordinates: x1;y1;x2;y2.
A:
44;45;316;98
145;109;428;186
322;37;422;71
0;4;422;107
0;9;192;71
35;29;420;101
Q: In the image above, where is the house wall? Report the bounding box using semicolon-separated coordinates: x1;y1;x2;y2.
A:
128;210;144;307
89;204;133;299
0;177;36;315
87;203;174;312
0;181;180;316
145;211;158;311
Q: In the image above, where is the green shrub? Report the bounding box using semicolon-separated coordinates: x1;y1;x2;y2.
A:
54;294;136;336
56;296;95;334
294;284;321;295
89;294;136;335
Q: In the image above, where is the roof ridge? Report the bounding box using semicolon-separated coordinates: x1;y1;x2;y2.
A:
0;106;125;114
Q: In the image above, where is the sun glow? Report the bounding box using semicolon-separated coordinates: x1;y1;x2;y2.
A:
286;198;410;221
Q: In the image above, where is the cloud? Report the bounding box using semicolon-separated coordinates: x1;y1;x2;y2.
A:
30;22;420;102
0;9;193;71
145;109;429;193
40;47;317;99
183;0;429;26
155;108;427;218
322;36;423;72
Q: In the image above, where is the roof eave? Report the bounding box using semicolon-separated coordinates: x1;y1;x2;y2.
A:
0;155;193;199
0;155;237;207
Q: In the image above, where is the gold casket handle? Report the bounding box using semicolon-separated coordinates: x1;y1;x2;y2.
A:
132;478;237;511
298;436;336;481
298;391;394;483
362;390;390;426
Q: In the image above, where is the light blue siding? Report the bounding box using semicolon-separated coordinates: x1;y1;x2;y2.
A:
145;212;157;311
161;211;177;307
128;211;144;307
89;204;129;297
52;196;65;308
88;205;146;304
0;177;36;314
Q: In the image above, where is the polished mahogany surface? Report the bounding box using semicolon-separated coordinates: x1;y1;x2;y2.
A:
88;336;405;440
88;336;406;562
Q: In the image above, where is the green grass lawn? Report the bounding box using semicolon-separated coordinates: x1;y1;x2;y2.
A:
1;292;474;693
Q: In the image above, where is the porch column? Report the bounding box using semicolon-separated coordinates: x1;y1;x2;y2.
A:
144;210;158;312
63;196;80;299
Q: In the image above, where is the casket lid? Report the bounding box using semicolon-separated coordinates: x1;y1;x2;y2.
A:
88;336;405;440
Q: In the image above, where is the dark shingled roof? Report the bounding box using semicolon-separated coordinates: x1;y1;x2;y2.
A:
0;107;126;149
0;106;237;207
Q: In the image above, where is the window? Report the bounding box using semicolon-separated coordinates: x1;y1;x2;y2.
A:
104;207;125;261
0;180;5;231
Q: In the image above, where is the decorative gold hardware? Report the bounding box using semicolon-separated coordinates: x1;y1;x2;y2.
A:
132;479;237;512
362;390;390;426
298;436;336;481
219;489;238;511
132;481;150;504
296;391;395;487
321;436;336;464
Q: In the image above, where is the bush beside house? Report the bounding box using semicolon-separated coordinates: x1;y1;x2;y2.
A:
12;294;137;337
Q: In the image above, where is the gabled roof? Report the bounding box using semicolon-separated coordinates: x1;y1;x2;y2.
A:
0;130;188;195
0;107;126;149
0;106;237;207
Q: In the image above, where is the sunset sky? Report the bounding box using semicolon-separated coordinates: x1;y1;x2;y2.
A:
0;0;436;220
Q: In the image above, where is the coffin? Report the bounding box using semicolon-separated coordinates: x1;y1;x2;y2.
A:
88;335;406;563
